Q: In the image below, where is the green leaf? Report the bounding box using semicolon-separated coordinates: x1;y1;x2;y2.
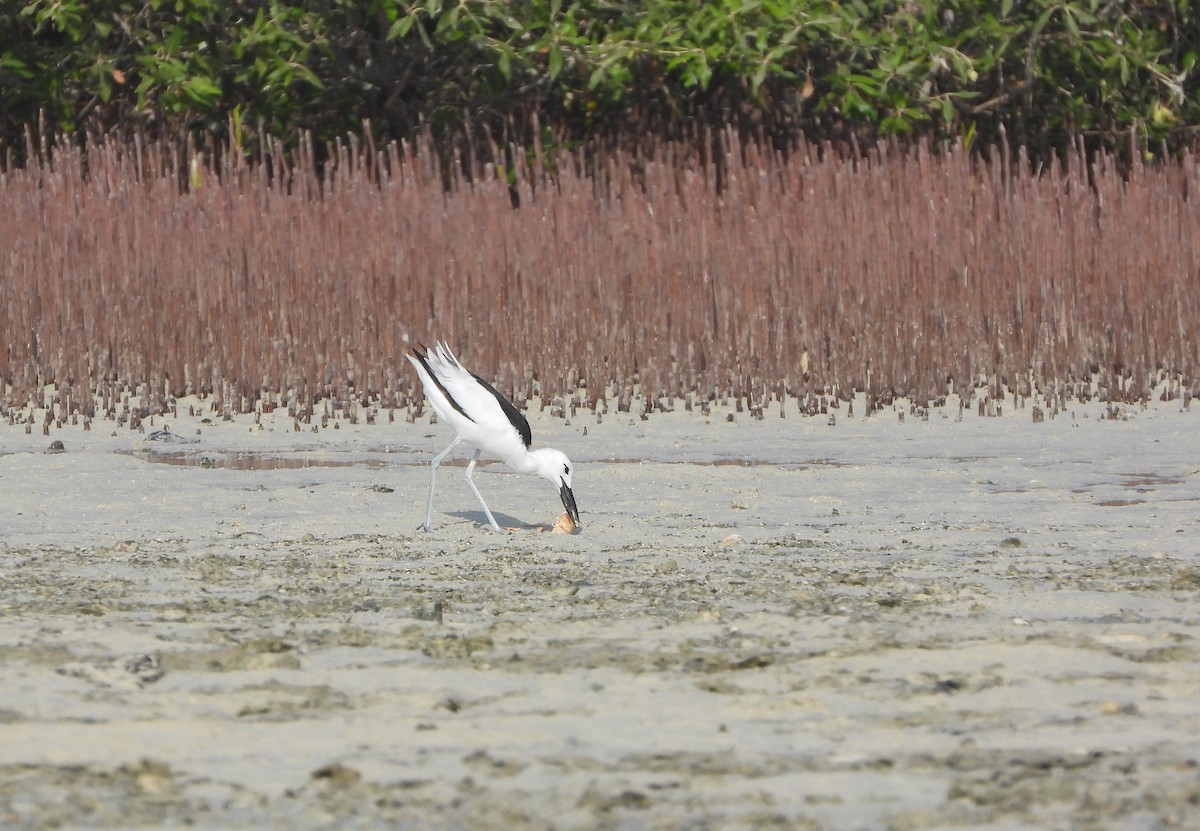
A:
414;17;432;48
752;62;768;92
1064;10;1080;40
1032;7;1055;36
548;44;563;79
388;15;413;40
292;63;324;90
435;7;460;35
185;77;221;97
0;55;32;77
846;74;881;93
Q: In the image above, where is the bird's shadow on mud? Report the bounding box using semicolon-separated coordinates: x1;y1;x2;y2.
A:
446;509;529;530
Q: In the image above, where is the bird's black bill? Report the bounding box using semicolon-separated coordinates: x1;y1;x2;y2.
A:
560;482;581;526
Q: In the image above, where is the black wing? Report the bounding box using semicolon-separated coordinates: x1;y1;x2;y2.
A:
470;372;532;448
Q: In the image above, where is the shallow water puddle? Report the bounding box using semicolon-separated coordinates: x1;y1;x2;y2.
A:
1117;472;1185;488
117;450;392;470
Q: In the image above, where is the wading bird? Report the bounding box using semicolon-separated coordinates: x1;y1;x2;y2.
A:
406;341;580;533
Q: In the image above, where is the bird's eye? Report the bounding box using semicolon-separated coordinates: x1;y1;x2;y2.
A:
563;464;570;475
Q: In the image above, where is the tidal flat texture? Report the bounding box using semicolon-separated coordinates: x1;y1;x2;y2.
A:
2;395;1198;829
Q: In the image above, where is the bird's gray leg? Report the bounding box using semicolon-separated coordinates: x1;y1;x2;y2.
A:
423;436;462;531
464;448;504;533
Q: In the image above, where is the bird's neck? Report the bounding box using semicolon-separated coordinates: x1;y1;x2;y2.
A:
505;448;541;476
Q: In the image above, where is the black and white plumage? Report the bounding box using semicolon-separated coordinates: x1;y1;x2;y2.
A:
406;341;580;533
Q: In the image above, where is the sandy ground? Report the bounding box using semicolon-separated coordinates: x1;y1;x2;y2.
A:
1;392;1198;829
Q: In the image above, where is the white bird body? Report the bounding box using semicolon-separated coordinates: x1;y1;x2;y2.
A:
406;341;580;532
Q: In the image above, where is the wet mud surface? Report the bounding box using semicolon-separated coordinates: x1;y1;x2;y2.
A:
3;527;1199;827
2;406;1199;829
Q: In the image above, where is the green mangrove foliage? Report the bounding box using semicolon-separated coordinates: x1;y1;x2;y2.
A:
2;0;1196;159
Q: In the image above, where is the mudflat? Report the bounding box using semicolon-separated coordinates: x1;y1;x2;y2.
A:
2;395;1198;829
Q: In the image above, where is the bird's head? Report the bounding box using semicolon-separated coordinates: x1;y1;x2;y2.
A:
530;448;580;526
